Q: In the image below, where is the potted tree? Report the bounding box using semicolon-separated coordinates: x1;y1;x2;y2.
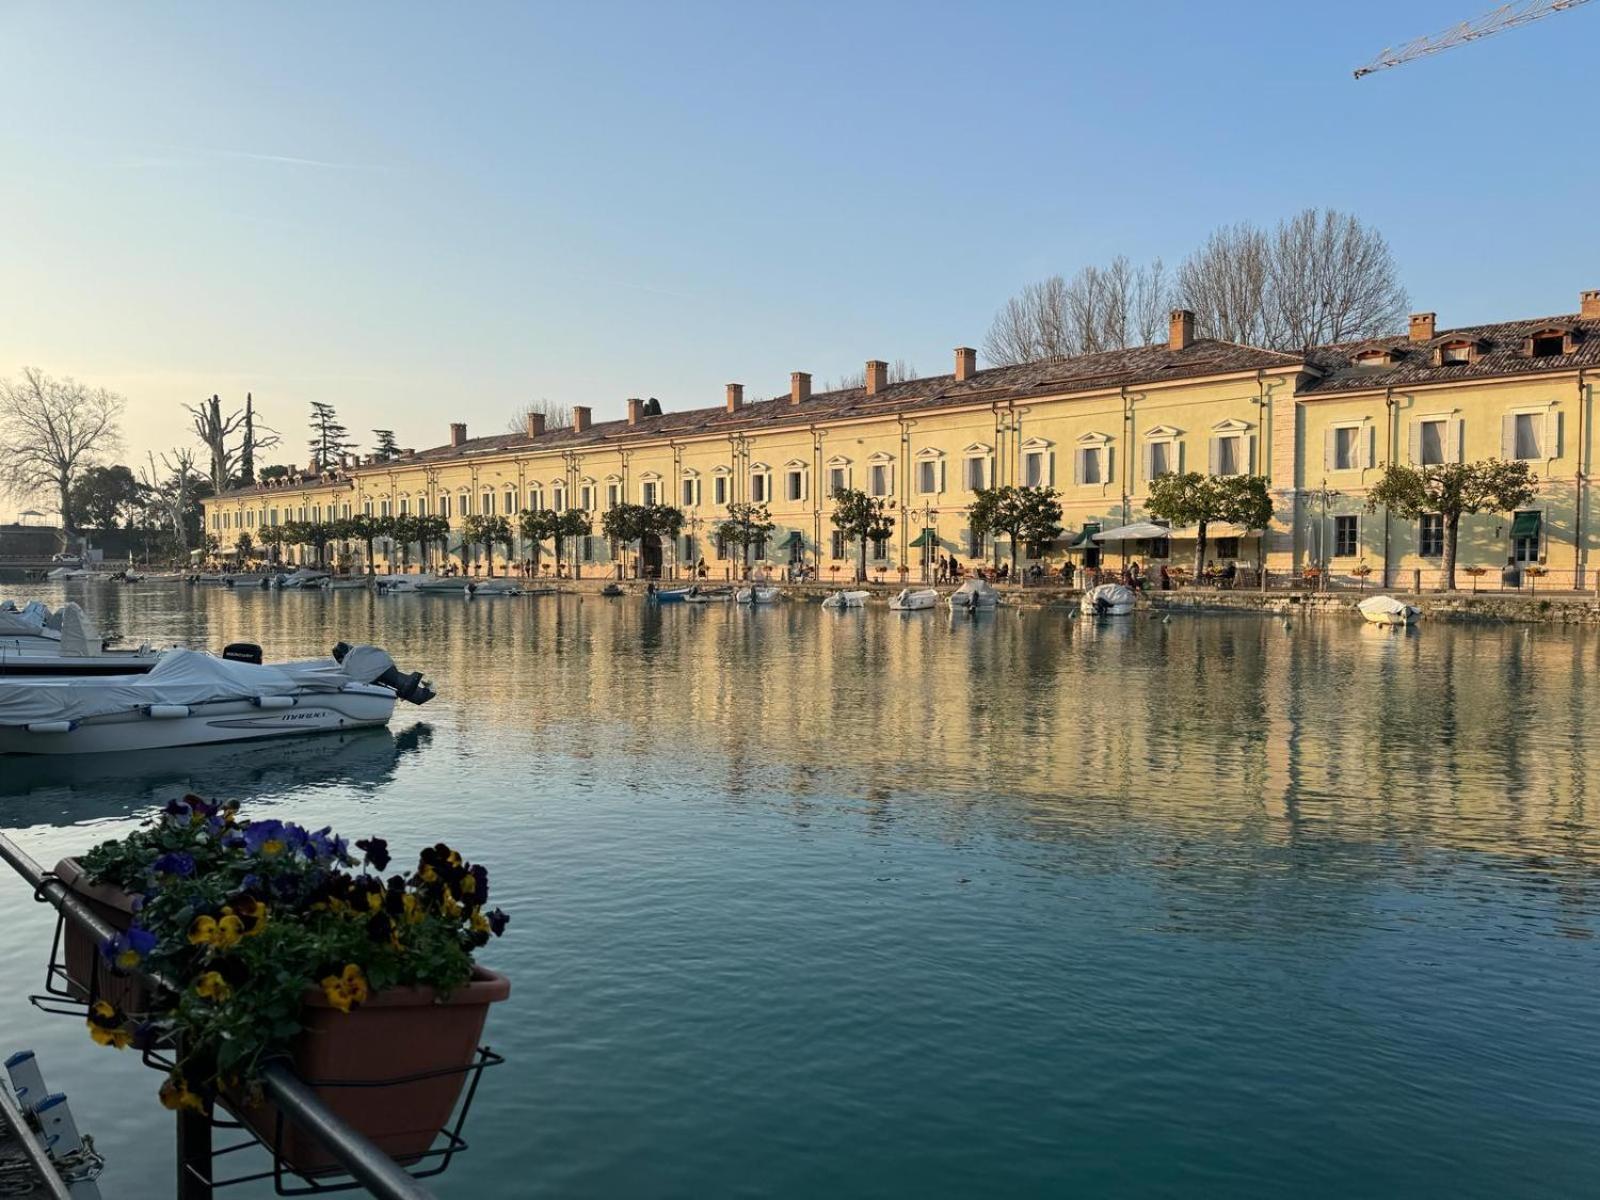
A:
1351;562;1373;592
1463;565;1488;594
73;796;510;1174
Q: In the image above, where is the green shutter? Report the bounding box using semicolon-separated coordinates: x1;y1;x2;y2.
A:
1510;511;1541;538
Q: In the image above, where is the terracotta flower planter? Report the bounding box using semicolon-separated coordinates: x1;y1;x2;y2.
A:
232;965;511;1176
52;858;148;1013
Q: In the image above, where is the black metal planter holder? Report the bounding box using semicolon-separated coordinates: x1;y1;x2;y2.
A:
28;908;502;1196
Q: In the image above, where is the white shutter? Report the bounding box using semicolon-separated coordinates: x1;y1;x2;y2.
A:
1176;440;1185;473
1408;422;1422;465
1208;437;1221;476
1105;446;1114;483
1323;427;1336;471
1446;417;1463;464
1073;449;1084;485
1501;413;1516;460
1143;442;1154;482
939;461;946;493
1247;434;1258;475
1047;452;1055;487
1549;411;1562;460
1362;425;1376;470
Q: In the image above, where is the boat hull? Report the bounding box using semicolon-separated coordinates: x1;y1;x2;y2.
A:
0;688;395;755
889;589;938;611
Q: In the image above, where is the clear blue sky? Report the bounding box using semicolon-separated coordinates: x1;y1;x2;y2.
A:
1;0;1595;509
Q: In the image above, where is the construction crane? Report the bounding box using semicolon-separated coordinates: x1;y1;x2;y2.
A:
1354;0;1592;77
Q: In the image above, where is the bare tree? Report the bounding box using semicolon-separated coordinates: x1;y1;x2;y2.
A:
507;398;573;434
1175;209;1407;349
140;449;204;551
0;367;124;532
984;258;1169;366
187;393;279;493
1268;209;1408;347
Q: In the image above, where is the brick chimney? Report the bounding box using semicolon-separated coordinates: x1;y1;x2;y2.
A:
525;411;546;438
790;372;811;405
954;347;977;381
572;405;591;433
1582;290;1600;320
1169;309;1196;351
726;383;744;412
449;422;467;447
627;398;642;426
1409;312;1436;342
865;360;888;395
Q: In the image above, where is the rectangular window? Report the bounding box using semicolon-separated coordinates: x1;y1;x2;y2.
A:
1514;413;1542;460
270;509;279;526
786;471;804;502
1333;515;1358;558
1419;420;1446;465
584;535;595;562
417;498;428;517
399;499;409;516
1512;510;1541;563
642;481;658;507
714;476;728;506
482;492;493;516
1215;436;1240;476
581;486;594;512
553;487;565;511
1214;537;1240;560
715;533;727;560
1420;514;1444;557
682;479;696;507
607;484;619;509
869;464;890;497
504;492;516;515
1149;441;1171;479
831;530;845;559
965;457;987;491
311;505;321;523
967;527;983;559
439;495;451;519
828;467;847;496
917;461;938;495
1023;452;1045;488
379;500;391;518
870;532;889;560
1334;426;1359;471
1442;344;1471;365
752;534;767;560
751;474;768;503
1080;448;1102;485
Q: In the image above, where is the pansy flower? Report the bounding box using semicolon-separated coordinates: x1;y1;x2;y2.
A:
102;924;159;972
487;908;510;936
320;964;369;1013
86;1000;133;1049
159;1070;205;1113
150;851;196;878
355;837;391;872
194;971;232;1002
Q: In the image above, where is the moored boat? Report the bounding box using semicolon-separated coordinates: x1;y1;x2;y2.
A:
316;575;371;591
375;573;433;593
948;579;1000;611
0;600;163;676
1081;583;1137;616
734;586;780;605
0;643;435;756
822;590;870;609
270;568;330;589
648;585;694;603
1358;595;1421;627
888;588;938;611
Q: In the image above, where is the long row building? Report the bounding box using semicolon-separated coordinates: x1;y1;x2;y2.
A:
202;289;1600;587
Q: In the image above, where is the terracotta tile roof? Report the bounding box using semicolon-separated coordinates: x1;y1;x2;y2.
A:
1301;312;1600;395
218;338;1299;497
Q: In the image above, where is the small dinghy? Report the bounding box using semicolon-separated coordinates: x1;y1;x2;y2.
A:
734;586;780;605
44;567;93;581
1358;595;1421;627
0;643;434;756
822;589;871;609
375;573;431;593
600;582;625;597
948;579;1000;611
1081;583;1137;616
649;586;694;603
888;588;939;611
270;568;330;589
0;601;163;676
317;575;371;591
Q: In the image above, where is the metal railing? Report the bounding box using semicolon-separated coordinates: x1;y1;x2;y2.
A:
0;832;435;1200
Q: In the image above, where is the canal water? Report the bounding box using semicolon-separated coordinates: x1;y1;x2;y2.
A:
1;584;1597;1198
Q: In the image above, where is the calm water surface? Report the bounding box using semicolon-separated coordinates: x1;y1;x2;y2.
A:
1;583;1598;1198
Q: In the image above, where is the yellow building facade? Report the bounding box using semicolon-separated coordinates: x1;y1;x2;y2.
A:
203;292;1600;589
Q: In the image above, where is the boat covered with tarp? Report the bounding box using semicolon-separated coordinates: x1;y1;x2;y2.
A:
1357;595;1421;627
0;600;163;676
1081;583;1137;616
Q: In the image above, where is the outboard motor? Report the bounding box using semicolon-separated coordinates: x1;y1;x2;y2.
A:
223;642;264;664
331;641;436;706
1094;596;1111;617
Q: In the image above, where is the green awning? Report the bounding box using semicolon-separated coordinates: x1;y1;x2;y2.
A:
1065;523;1101;550
910;528;938;549
783;531;804;546
1510;511;1541;538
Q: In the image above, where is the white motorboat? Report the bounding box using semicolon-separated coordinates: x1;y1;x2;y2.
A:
1358;595;1421;627
888;588;939;611
682;586;732;603
375;573;433;593
317;575;371;591
821;590;870;609
948;578;1000;611
734;586;780;605
0;601;163;676
44;567;95;581
1081;583;1137;616
0;643;435;756
270;568;330;589
415;576;518;596
222;572;273;589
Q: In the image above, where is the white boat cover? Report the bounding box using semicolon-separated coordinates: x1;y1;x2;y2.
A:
57;603;101;657
0;646;393;726
1085;583;1137;608
950;579;1000;605
1358;595;1417;619
0;603;49;638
